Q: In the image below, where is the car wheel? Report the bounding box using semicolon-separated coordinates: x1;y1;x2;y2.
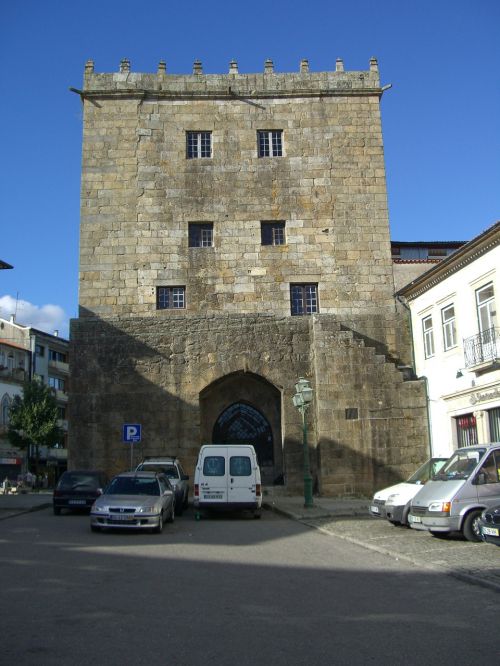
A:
176;496;183;516
166;504;175;523
153;512;164;534
462;509;483;542
53;506;61;516
183;493;189;510
90;525;100;533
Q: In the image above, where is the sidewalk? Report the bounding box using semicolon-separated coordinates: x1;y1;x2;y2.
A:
262;493;369;520
0;491;52;520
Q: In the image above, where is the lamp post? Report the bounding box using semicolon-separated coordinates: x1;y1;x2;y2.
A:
292;377;314;508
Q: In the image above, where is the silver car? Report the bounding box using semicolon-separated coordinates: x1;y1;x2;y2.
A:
90;472;175;533
136;457;189;514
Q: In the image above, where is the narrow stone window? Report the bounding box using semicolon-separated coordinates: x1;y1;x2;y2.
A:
345;408;359;420
186;131;212;158
157;286;186;310
261;221;285;246
257;130;283;157
189;223;213;248
290;284;318;316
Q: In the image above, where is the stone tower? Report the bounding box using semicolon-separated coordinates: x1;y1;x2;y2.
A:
70;57;429;495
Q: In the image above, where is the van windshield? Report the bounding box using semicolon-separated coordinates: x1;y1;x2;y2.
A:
434;449;486;481
406;458;447;485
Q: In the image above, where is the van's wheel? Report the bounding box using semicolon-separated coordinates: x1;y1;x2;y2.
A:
462;510;483;542
166;505;175;523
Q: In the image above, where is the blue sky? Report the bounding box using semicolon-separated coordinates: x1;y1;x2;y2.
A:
1;0;499;338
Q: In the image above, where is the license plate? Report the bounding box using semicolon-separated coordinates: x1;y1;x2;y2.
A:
409;514;421;523
109;514;134;521
69;499;87;505
203;494;223;500
481;526;499;537
370;505;380;514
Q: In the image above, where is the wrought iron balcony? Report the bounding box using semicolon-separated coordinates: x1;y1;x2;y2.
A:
464;327;500;369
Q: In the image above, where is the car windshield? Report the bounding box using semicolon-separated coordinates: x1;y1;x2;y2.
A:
138;464;179;479
434;449;486;481
106;477;160;496
57;473;99;490
406;459;447;485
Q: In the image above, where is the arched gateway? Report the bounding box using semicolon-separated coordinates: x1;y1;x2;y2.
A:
213;402;274;468
199;372;283;485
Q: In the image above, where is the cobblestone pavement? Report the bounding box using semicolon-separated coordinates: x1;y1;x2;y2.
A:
303;514;500;591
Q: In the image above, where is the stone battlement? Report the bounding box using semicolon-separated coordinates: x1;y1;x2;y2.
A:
82;57;382;96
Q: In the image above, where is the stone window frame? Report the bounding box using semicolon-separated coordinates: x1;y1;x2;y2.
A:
261;221;286;246
290;283;319;316
189;222;214;248
257;130;283;157
186;131;212;159
156;286;186;310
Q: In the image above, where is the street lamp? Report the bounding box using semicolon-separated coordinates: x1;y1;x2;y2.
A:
293;377;314;508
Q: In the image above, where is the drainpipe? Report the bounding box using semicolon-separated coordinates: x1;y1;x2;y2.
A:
396;295;433;458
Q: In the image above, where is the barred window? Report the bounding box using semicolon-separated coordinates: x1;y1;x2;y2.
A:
157;286;186;310
258;130;283;157
290;284;318;316
261;221;285;246
186;131;212;159
189;223;213;248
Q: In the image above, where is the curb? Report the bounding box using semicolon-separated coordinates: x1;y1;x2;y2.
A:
265;503;500;595
0;502;51;521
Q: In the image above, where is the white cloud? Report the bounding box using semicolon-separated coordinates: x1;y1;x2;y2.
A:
0;295;69;339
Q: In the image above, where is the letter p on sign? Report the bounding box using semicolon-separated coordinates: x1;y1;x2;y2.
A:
123;424;141;443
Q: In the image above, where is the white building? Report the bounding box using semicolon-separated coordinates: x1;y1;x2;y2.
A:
0;316;69;482
398;222;500;457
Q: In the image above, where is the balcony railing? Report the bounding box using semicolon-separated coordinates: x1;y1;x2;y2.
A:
464;327;500;368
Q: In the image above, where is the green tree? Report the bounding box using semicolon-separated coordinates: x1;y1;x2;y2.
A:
8;380;63;478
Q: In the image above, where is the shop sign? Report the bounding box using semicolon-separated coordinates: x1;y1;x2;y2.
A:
470;387;500;406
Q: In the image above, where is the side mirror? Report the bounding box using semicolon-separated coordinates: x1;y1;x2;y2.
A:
474;472;487;486
163;489;173;496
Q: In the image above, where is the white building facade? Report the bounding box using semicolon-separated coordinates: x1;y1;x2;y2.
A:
0;316;69;483
399;222;500;458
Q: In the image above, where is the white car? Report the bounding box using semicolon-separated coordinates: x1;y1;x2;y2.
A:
369;458;448;525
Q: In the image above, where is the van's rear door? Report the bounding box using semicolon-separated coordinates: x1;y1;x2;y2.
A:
199;447;227;505
228;446;256;505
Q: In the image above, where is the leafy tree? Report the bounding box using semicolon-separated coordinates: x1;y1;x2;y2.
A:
8;380;63;477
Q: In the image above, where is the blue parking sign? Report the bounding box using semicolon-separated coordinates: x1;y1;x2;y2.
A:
123;424;141;443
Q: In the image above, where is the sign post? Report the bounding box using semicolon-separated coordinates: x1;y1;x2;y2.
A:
122;424;142;470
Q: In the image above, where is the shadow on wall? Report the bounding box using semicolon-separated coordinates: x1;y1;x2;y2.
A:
69;311;425;495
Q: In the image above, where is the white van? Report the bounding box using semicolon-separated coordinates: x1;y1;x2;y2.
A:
193;444;262;517
408;443;500;542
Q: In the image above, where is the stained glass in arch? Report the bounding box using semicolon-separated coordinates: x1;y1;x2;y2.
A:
212;402;274;466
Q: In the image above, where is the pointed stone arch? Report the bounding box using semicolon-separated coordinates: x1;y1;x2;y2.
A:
199;371;283;485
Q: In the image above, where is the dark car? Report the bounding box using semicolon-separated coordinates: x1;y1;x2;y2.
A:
479;504;500;546
53;470;109;515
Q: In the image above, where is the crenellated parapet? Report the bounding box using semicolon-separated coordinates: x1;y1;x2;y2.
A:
81;57;383;98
